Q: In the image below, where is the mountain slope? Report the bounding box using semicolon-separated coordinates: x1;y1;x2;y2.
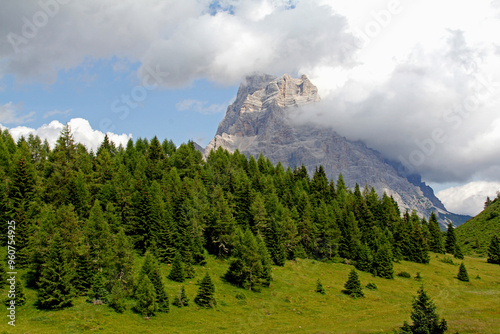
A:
205;73;468;227
456;196;500;255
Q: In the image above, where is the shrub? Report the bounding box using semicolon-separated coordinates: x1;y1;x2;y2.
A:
366;282;377;290
397;271;411;278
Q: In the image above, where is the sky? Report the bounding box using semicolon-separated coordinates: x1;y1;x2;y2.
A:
1;0;500;216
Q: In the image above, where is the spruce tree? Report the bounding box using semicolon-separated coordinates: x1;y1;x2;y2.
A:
87;271;109;304
487;235;500;264
4;278;26;306
401;286;447;333
372;242;394;279
134;275;157;317
37;233;74;309
428;212;445;254
167;251;185;283
315;279;326;295
173;286;189;307
109;282;127;313
457;262;470;282
445;222;457;255
343;269;364;298
194;273;216;308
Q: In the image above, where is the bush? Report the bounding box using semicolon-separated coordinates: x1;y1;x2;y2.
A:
440;256;456;265
397;271;411;278
365;282;377;290
414;272;422;280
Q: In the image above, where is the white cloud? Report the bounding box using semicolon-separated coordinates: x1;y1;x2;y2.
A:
0;102;35;125
437;181;500;216
1;0;500;190
176;99;227;114
1;118;131;152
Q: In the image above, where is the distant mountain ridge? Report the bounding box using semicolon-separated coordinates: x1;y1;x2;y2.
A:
204;73;471;228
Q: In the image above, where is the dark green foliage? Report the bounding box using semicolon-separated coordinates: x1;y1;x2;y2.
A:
428;212;445;254
315;279;326;295
365;282;377;290
487;235;500;264
343;269;364;298
37;233;74;309
172;286;189;307
397;271;411;278
87;271;109;304
138;252;169;313
445;222;457;255
224;229;273;291
439;256;456;265
194;273;216;308
400;286;447;334
454;243;464;260
167;252;185;283
109;282;127;313
372;242;394;279
457;262;470;282
134;275;157;317
4;278;26;306
414;272;422;281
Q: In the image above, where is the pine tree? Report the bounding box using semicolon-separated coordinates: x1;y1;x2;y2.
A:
4;278;26;306
343;269;364;298
134;275;157;317
87;271;109;304
401;286;447;333
37;233;74;309
487;235;500;264
138;252;169;312
457;262;470;282
428;212;445;254
194;273;216;308
372;242;394;279
315;279;326;295
445;222;457;255
173;286;189;307
109;282;127;313
167;251;185;283
454;243;464;260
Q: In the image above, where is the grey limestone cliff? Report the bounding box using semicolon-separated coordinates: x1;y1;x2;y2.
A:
205;73;468;228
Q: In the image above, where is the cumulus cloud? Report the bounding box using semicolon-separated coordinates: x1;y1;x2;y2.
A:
437;181;500;216
1;0;500;190
0;118;131;152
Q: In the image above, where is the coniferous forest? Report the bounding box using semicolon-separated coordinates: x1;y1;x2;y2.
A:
1;126;500;332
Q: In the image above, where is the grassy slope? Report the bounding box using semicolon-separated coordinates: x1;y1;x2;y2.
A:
456;197;500;256
2;254;500;334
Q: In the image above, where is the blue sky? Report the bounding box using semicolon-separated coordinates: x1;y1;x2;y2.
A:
2;0;500;215
0;58;237;147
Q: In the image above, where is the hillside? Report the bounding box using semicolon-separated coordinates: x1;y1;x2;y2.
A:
2;253;499;333
456;195;500;256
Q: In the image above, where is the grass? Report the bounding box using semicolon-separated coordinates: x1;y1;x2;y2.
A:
456;196;500;256
1;253;500;334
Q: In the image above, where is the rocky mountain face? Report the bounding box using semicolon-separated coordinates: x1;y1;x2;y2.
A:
205;73;470;228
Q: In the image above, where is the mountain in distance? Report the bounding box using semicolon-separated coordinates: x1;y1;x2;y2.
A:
204;73;471;228
203;73;468;226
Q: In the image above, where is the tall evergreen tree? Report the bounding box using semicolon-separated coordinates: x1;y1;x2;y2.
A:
401;286;447;334
194;273;216;308
167;251;185;283
173;286;189;307
37;233;74;309
428;212;445;254
445;222;457;255
134;275;157;317
487;235;500;264
372;242;394;279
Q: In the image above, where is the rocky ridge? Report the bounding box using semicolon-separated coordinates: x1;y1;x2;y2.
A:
205;73;470;228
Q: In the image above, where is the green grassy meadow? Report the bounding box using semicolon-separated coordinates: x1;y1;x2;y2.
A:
2;253;499;334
